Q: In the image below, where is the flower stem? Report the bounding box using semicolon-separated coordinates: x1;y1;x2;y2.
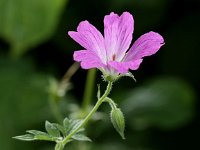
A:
104;97;117;109
82;69;97;115
58;81;113;149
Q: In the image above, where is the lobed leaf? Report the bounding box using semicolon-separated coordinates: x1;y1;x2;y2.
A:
63;117;70;134
45;121;60;137
67;119;84;135
26;130;48;136
72;134;92;142
53;123;65;137
13;134;35;141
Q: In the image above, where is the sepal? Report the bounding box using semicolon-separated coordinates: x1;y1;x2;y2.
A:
119;72;136;82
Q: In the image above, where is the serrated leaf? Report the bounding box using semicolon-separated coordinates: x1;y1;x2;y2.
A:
27;130;57;141
72;134;92;142
53;123;65;137
45;121;60;137
13;134;35;141
70;120;84;134
17;130;59;142
67;119;83;135
110;108;125;139
76;128;85;133
63;117;70;134
26;130;48;136
63;118;84;135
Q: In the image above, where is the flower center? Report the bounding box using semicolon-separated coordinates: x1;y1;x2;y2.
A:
112;54;116;61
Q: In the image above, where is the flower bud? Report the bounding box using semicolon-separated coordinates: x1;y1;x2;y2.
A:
110;107;125;139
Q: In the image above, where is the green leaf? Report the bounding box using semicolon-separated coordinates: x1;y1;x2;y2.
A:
15;128;61;142
63;117;70;134
110;108;125;139
71;120;84;133
0;0;67;57
53;123;65;137
45;121;60;137
62;118;85;136
13;134;35;141
26;130;55;141
26;130;48;136
68;119;83;134
72;134;92;142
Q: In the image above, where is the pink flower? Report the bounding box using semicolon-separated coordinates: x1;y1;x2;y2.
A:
68;12;164;80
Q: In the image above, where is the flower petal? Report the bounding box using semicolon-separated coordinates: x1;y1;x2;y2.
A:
73;50;105;69
104;12;134;61
125;31;164;61
108;59;143;73
68;21;106;64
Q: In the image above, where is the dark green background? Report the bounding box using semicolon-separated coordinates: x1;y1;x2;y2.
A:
0;0;200;149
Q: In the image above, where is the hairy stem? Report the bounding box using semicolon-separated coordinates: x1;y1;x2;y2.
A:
104;97;117;109
56;81;113;149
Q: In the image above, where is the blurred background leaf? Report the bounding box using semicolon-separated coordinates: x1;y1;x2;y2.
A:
0;57;50;149
0;0;67;57
122;77;196;130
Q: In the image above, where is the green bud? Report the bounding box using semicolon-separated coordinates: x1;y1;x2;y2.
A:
110;107;125;139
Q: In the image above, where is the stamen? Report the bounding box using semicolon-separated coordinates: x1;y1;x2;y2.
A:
112;54;116;61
